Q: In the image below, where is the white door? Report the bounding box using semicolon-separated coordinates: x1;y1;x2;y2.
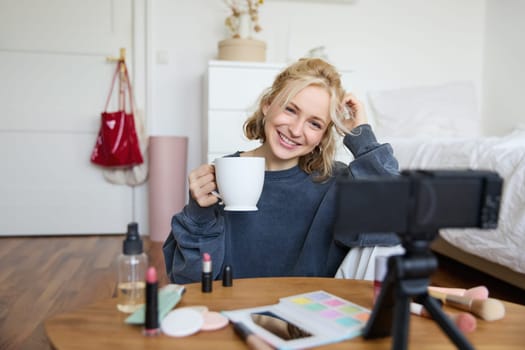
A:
0;0;144;235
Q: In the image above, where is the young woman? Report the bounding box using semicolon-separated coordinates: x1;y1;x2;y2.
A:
163;58;400;283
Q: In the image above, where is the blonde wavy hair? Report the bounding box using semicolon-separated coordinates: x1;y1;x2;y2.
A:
243;58;350;181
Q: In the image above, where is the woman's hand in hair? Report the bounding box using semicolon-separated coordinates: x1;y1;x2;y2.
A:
188;164;219;208
342;92;368;131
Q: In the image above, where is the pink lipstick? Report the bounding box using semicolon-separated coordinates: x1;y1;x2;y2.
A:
202;253;212;293
143;266;160;336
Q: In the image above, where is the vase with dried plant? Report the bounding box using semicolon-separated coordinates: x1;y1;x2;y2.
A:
218;0;266;62
224;0;263;39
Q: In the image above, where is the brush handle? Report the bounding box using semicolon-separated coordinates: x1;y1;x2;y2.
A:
428;285;489;300
431;292;473;312
428;286;467;296
430;293;473;311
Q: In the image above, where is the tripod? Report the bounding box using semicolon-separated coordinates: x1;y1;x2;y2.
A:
362;236;475;350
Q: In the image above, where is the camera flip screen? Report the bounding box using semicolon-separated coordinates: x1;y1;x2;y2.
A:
334;170;502;237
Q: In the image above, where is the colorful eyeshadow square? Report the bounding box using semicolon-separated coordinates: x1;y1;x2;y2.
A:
320;309;343;319
290;297;312;305
339;305;361;314
307;292;331;301
353;312;370;322
336;317;361;327
323;298;345;307
304;303;327;311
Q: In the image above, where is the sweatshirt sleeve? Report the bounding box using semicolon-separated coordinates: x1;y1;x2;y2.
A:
344;124;399;177
162;197;225;284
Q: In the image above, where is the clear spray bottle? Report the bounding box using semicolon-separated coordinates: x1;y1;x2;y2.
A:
117;222;148;313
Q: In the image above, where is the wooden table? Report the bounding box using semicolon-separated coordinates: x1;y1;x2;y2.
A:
45;277;525;349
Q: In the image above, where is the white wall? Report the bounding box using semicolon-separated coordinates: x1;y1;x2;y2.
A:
482;0;525;135
150;0;225;175
149;0;487;177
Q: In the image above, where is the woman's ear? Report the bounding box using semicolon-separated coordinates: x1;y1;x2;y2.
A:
262;103;270;116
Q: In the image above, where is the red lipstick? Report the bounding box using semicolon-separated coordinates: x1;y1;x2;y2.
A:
144;266;160;336
202;253;212;293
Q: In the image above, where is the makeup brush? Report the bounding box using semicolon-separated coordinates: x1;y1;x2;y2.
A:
451;312;477;333
410;302;477;333
428;290;505;321
428;285;489;300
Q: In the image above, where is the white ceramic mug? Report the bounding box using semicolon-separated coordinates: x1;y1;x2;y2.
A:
213;157;265;211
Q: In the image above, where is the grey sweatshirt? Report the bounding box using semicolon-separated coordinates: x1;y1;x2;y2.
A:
163;125;399;283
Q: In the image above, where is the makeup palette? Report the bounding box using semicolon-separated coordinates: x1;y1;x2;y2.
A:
281;291;370;332
223;290;370;349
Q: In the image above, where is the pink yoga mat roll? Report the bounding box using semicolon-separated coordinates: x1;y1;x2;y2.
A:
148;136;188;242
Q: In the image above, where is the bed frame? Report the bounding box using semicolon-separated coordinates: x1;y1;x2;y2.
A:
431;236;525;291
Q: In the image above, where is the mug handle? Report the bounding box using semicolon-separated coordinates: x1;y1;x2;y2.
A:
209;162;224;205
211;191;224;206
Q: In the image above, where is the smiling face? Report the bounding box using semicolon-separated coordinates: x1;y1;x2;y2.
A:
243;58;347;178
260;85;331;170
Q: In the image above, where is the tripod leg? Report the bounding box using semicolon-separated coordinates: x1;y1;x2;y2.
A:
363;255;413;350
391;293;411;350
362;272;395;339
420;295;475;350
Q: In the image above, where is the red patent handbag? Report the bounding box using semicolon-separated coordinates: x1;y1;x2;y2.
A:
90;61;144;167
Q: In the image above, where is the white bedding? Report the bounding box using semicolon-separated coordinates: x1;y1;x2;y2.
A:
384;128;525;274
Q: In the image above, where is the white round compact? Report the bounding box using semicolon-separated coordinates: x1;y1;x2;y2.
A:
161;308;204;337
201;311;229;331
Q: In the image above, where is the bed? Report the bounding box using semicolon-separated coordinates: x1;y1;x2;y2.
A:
363;81;525;290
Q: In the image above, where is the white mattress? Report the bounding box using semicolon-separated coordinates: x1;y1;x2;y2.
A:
384;128;525;274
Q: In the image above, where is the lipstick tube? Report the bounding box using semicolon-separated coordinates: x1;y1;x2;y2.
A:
144;266;160;336
202;253;212;293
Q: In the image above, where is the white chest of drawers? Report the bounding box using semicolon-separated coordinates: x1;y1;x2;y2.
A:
204;60;354;163
204;60;284;162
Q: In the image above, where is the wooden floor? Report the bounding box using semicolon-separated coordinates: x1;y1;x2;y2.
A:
0;235;523;350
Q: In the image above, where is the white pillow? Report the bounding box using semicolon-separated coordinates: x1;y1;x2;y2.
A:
367;81;481;138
